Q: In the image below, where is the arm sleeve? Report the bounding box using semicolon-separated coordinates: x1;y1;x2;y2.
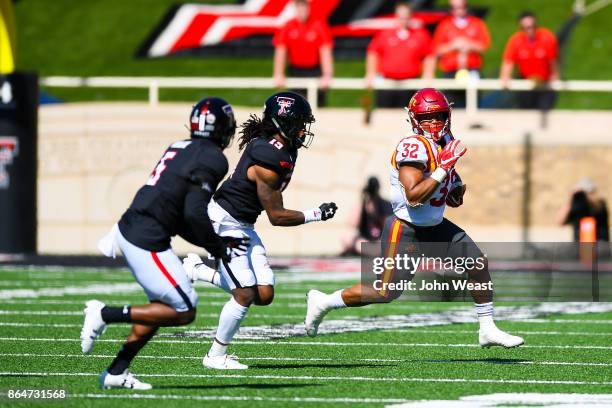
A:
432;20;447;50
319;21;333;47
477;19;491;49
273;24;288;47
420;29;434;57
179;151;229;257
394;137;430;169
502;35;518;62
548;32;559;59
250;142;287;176
367;33;382;56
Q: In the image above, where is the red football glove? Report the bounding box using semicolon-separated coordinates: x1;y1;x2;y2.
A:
438;139;467;172
446;184;467;208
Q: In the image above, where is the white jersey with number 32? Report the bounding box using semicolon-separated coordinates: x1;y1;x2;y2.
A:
390;133;459;226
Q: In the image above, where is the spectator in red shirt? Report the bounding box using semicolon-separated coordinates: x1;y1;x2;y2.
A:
500;11;559;110
366;1;433;108
273;0;334;107
426;0;490;106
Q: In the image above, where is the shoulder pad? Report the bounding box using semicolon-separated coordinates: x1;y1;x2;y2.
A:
250;138;293;173
196;148;229;181
391;135;433;170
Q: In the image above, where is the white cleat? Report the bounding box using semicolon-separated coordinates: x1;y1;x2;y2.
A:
99;369;152;390
203;354;248;370
305;289;331;337
183;253;217;283
479;326;525;348
80;300;107;354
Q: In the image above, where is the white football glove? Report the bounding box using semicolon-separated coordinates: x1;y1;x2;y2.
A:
182;253;204;280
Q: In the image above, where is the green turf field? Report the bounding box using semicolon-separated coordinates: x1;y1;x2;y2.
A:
0;266;611;407
13;0;612;109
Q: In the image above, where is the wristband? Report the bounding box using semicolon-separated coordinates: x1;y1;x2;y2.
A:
302;208;322;224
431;167;448;183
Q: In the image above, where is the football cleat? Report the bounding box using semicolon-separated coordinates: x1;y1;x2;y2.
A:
203;354;248;370
479;326;525;348
304;289;331;337
99;369;152;390
80;300;107;354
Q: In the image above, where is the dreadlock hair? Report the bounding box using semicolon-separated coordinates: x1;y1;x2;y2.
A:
238;114;279;151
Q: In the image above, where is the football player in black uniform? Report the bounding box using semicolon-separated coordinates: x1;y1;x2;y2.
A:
182;92;338;369
80;97;247;389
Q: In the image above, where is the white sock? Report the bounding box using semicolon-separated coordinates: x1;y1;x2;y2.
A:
475;302;495;329
208;338;228;357
194;264;232;293
326;290;347;309
209;297;248;357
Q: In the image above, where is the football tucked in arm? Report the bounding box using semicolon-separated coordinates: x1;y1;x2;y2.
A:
446;184;467;208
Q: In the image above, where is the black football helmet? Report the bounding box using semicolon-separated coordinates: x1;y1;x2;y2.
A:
263;91;315;148
189;97;237;149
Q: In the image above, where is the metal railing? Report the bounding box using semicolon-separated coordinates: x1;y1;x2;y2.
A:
40;76;612;113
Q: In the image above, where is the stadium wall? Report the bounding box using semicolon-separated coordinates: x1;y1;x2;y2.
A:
38;103;612;256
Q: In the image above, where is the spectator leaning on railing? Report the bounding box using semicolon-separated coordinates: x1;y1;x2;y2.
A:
425;0;490;106
273;0;334;107
365;1;433;108
500;11;559;110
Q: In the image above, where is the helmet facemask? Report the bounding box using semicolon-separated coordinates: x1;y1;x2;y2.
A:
271;114;315;149
408;109;450;142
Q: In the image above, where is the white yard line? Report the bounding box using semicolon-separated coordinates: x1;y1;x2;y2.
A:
519;319;612;324
3;322;609;337
0;298;461;311
0;322;214;330
0;310;82;315
0;371;609;385
0;283;143;299
0;337;610;350
0;300;457;310
386;329;612;336
387;393;612;408
72;393;411;404
157;302;612;340
0;310;303;318
1;352;611;367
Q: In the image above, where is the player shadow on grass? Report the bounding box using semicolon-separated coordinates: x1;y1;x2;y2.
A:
416;358;527;365
158;383;321;390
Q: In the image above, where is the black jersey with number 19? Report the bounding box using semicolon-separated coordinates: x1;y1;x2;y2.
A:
118;138;228;252
215;136;297;224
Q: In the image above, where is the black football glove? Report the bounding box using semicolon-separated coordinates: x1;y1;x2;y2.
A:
319;202;338;221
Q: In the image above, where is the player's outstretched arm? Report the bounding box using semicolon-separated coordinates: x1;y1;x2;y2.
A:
250;165;337;226
399;163;442;206
251;165;306;226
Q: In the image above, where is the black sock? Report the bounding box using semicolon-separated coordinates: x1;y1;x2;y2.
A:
107;341;143;375
101;306;131;323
